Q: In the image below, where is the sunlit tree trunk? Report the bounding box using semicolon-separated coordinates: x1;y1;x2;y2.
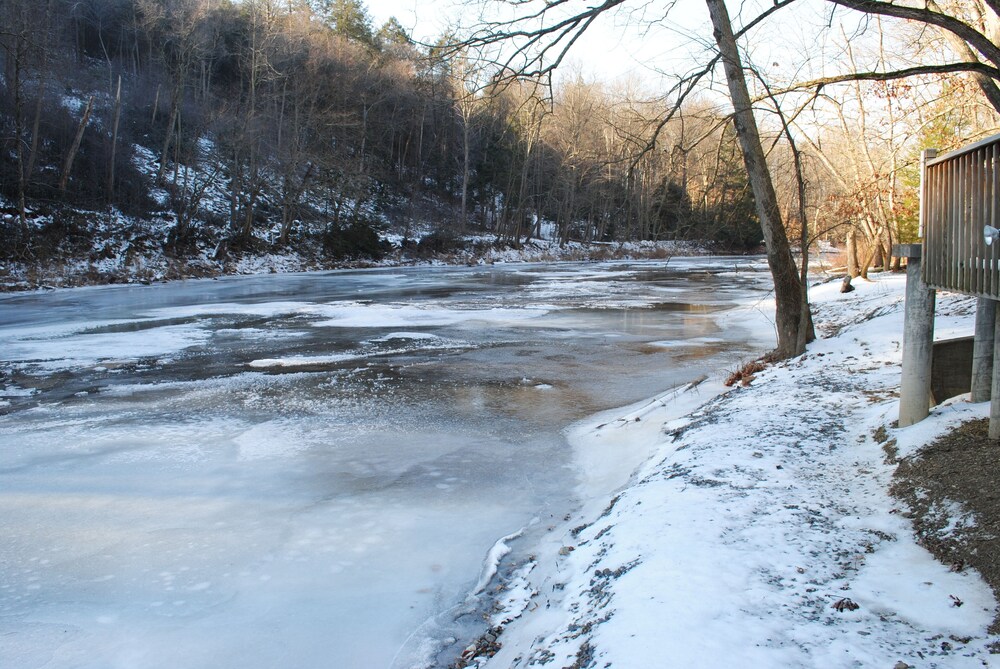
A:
705;0;811;358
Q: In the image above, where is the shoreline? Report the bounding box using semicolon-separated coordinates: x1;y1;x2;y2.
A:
450;272;1000;668
0;238;717;293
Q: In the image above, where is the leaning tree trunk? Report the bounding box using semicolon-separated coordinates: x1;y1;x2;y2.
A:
705;0;811;358
58;96;94;192
107;75;122;202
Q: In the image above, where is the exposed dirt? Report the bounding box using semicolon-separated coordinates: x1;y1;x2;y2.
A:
890;418;1000;633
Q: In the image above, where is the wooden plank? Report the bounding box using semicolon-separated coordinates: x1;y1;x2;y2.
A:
991;146;997;298
957;154;964;292
979;147;988;296
983;144;1000;298
927;162;936;286
980;150;986;297
993;144;1000;297
950;157;959;290
927;131;1000;167
967;151;975;294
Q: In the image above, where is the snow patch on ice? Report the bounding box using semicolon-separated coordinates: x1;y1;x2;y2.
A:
233;420;312;460
568;377;723;499
371;332;442;342
309;302;550;328
0;321;209;371
1;384;37;397
247;354;361;368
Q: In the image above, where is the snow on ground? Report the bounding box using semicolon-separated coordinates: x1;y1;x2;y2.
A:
464;273;1000;668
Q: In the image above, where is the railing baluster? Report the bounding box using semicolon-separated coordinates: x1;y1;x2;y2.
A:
923;134;1000;299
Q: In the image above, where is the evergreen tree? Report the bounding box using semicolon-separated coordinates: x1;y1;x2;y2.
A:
314;0;374;46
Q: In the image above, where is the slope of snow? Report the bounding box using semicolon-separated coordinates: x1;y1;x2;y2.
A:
464;273;1000;668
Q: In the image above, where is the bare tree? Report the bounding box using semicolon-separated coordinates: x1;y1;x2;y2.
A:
136;0;213;185
450;50;486;229
825;0;1000;113
704;0;811;356
0;0;40;233
455;0;812;356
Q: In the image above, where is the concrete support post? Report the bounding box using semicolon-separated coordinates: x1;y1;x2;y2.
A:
972;298;996;402
990;316;1000;440
896;244;936;427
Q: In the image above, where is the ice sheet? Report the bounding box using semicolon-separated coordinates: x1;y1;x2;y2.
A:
0;259;777;668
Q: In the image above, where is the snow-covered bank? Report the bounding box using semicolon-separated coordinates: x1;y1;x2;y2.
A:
0;225;710;292
463;273;1000;668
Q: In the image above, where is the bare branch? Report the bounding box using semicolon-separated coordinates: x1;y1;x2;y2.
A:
826;0;1000;69
767;61;1000;98
450;0;799;82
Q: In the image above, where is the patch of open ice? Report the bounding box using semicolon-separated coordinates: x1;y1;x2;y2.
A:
567;377;724;499
0;322;210;370
647;336;726;348
142;301;312;320
247;354;361;368
233;420;312;461
1;384;37;397
309;302;549;328
371;332;442;342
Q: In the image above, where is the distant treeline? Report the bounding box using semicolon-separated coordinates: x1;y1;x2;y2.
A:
0;0;766;263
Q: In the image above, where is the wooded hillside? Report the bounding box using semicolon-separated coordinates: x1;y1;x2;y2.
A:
1;0;997;280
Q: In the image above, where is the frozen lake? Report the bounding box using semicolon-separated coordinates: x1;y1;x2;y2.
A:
0;259;775;667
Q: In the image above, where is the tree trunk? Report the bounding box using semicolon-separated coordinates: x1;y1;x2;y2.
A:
461;119;470;230
26;65;49;184
26;79;45;183
58;96;94;192
847;228;859;277
13;34;28;233
25;0;53;184
151;84;160;125
279;162;314;244
107;75;122;202
157;84;180;185
705;0;810;359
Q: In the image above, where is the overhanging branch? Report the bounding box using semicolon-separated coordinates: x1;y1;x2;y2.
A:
826;0;1000;70
769;61;1000;97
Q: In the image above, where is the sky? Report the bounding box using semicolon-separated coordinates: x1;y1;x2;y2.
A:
365;0;720;84
365;0;851;96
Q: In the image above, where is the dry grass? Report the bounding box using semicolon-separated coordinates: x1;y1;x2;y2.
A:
723;358;770;387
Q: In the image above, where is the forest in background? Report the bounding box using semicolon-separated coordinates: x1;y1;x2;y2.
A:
1;0;998;283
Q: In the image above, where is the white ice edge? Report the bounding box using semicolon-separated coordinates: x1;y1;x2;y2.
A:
489;561;539;627
470;528;527;597
568;376;728;500
246;343;469;369
247;354;362;368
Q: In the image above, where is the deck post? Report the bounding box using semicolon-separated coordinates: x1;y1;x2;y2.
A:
896;243;936;427
991;316;1000;440
972;298;996;402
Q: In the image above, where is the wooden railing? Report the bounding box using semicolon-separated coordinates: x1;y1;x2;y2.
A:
922;133;1000;298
